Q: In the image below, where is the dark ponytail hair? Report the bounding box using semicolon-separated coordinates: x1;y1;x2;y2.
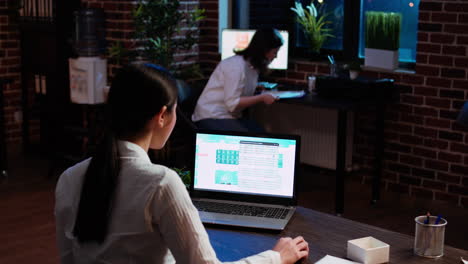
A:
235;28;283;73
73;64;178;244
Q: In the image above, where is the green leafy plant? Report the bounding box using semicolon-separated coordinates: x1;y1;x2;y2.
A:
171;167;192;189
108;41;130;66
109;0;205;79
291;1;334;53
365;11;401;51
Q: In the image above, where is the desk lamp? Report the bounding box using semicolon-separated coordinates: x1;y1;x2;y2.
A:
456;101;468;126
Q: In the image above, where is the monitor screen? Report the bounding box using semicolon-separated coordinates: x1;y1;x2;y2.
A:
193;131;298;198
221;29;289;70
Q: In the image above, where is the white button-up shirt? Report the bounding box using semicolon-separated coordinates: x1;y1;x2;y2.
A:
55;140;280;264
192;55;259;122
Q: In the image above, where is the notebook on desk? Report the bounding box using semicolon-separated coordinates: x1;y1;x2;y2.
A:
190;129;300;230
265;90;305;99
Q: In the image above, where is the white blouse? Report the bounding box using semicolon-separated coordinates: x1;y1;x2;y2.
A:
192;55;259;122
55;140;280;264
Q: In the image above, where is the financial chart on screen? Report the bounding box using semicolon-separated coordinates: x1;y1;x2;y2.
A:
194;132;297;198
221;29;289;70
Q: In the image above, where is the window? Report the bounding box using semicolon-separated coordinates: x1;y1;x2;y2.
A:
359;0;420;63
248;0;420;64
295;0;344;51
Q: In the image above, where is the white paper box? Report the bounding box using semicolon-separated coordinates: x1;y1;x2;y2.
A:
364;48;399;71
347;236;390;264
316;255;361;264
69;57;107;104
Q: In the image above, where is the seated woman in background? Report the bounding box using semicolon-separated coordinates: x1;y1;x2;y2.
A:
192;27;283;132
55;64;309;264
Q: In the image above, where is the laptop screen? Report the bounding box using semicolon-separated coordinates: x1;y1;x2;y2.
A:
193;131;298;198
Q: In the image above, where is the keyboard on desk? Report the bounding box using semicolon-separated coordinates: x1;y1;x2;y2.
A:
193;200;291;219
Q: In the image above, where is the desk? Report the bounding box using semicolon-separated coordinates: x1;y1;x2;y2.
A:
255;91;388;215
0;78;13;178
207;207;467;263
282;92;388;215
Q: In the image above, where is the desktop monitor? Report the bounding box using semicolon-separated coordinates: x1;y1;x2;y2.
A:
221;29;289;70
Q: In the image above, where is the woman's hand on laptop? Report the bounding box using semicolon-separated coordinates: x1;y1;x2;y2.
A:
272;236;309;264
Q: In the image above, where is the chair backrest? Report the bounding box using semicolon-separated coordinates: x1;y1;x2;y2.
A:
175;79;204;130
176;79;204;114
160;79;205;168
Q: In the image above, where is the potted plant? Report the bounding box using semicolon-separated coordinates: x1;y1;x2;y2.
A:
109;0;205;79
291;1;334;54
171;167;192;190
364;11;401;70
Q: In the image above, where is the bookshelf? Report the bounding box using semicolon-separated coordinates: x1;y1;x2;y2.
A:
19;0;81;155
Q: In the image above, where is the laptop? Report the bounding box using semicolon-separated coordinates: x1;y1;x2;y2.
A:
190;129;301;230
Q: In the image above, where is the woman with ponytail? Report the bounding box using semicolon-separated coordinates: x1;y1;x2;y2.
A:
55;64;309;264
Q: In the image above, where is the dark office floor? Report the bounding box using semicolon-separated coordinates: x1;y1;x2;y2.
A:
1;144;467;264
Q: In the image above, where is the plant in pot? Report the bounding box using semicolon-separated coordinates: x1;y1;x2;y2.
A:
364;11;401;70
291;1;334;54
108;0;205;166
171;167;192;190
109;0;205;79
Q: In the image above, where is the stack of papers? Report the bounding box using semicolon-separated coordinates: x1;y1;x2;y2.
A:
264;90;305;99
315;255;361;264
258;82;278;89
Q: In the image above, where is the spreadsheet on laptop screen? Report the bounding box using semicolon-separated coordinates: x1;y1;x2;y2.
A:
194;133;297;198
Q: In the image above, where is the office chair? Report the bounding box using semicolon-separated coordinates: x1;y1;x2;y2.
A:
175;79;199;131
152;78;205;168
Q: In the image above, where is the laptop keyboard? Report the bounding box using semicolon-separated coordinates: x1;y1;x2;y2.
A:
193;200;290;219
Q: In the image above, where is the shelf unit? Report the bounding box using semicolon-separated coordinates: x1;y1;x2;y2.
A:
19;0;81;156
